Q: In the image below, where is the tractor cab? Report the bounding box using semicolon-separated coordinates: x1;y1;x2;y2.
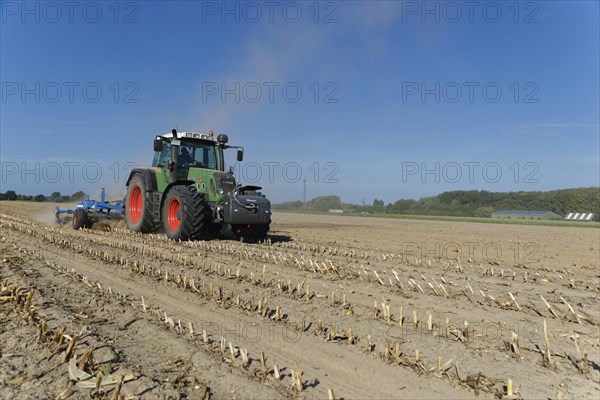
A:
153;138;218;182
152;130;243;182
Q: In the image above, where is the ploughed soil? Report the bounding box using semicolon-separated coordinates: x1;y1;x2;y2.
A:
1;201;598;399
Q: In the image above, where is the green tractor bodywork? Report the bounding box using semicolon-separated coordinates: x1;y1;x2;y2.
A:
125;129;271;241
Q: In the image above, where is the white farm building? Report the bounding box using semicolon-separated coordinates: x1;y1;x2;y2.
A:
564;213;597;222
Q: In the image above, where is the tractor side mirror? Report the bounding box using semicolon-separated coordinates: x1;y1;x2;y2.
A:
237;149;244;162
154;139;163;152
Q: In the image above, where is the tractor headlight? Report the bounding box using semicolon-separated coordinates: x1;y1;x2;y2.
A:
218;188;224;194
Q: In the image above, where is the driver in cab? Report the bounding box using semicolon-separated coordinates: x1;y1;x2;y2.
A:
178;147;193;166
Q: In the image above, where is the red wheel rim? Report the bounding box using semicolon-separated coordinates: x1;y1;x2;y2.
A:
167;197;181;231
129;186;142;223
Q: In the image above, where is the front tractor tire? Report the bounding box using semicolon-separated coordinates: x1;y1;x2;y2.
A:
126;173;157;233
162;186;212;241
232;223;270;242
73;208;92;230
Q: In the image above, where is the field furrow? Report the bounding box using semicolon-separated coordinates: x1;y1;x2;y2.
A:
1;202;598;399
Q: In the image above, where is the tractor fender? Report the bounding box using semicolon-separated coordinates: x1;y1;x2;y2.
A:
126;169;158;192
159;180;196;215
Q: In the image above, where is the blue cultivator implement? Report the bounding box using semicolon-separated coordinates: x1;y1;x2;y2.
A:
55;188;125;229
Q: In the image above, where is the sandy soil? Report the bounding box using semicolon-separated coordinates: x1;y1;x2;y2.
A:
1;201;598;399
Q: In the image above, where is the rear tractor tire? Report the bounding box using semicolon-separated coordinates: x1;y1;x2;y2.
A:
73;208;92;230
126;173;157;233
162;186;212;241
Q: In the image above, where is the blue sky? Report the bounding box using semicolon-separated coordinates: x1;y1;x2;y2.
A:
1;0;598;203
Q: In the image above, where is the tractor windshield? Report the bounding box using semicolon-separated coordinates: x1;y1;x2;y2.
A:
179;140;218;170
154;139;218;170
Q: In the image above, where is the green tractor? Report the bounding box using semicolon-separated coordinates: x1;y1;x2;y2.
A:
125;129;271;241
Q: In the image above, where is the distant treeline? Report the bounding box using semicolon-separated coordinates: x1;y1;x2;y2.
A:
4;187;599;216
0;191;86;203
273;188;600;217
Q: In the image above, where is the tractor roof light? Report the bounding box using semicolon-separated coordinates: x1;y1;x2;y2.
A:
161;130;219;142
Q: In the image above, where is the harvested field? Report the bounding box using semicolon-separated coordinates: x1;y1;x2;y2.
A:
1;201;599;399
